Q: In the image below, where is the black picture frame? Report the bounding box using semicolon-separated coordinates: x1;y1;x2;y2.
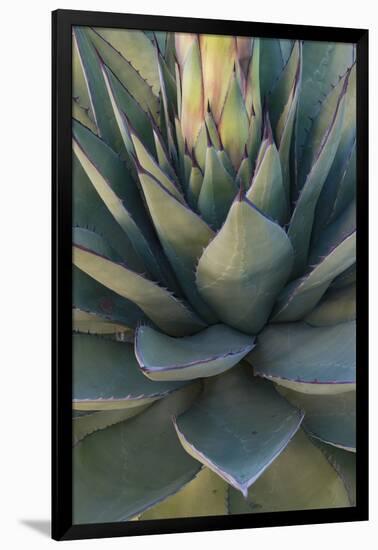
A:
52;9;369;541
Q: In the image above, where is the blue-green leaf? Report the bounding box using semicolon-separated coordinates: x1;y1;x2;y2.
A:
247;321;356;394
278;386;355;452
273;231;355;322
73;333;185;410
135;324;255;381
228;429;350;513
196;196;293;334
174;364;303;496
73;230;205;336
73;384;202;523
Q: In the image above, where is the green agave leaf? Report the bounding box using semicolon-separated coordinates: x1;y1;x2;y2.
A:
245;38;261;123
314;440;356;505
73;231;205;337
198;146;238;230
196;196;294;334
174;363;303;496
73;28;124;154
73;405;150;446
73;266;146;330
305;283;356;326
331;263;356;289
72;125;175;288
259;38;287;98
135;324;255;381
309;199;356;267
330;142;356;223
246;126;288;224
139;467;228;519
73;383;202;523
73;333;185;411
236;156;252;191
136;168;217;323
288;71;349;276
73;307;131;335
180;38;204;150
72;36;94;119
101;64;156;155
295;42;355;175
218;71;249;170
73;158;144;272
94;27;160;94
72;100;97;134
269;41;301;144
247;321;356;394
193;109;221;171
187;164;203;209
131;130;184;203
152;123;177;181
278;386;355;451
228;429;350;513
199;34;235;124
273;231;356;322
87;27;159;120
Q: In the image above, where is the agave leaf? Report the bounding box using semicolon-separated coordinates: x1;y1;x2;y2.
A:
135;324;255;381
269;41;301;145
187;164;203;209
180;38;204;150
331;263;356;289
156;45;177;124
73;405;150;446
199;35;235;123
273;231;355;322
174;363;303;496
101;64;156;155
288;72;349;276
136;168;216;322
236;156;252;191
73;28;124;154
305;283;355;326
72;127;175;288
218;71;250;169
72;36;94;119
246;132;287;224
228;429;350;513
139;467;228;519
73;266;146;329
73;333;186;411
278;386;355;451
259;38;287;98
310;196;356;267
295;42;355;173
152;123;177;180
313;139;356;240
247;321;356;394
73;307;131;335
87;27;159;120
73;230;205;336
196;196;293;334
245;38;261;122
73;158;144;271
314;440;356;505
73;383;202;523
175;33;197;69
72;100;97;134
131;130;184;202
198;146;238;230
94;28;161;94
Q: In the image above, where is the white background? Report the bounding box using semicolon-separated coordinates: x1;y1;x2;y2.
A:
1;0;376;547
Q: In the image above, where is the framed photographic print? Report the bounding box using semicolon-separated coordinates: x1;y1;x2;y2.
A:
52;9;368;541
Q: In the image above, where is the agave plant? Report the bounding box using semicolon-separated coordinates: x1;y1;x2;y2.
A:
72;26;356;523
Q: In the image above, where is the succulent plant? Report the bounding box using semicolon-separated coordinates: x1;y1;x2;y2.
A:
72;27;356;523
